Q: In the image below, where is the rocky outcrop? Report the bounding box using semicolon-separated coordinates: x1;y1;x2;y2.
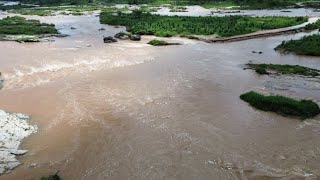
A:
129;34;141;41
0;110;37;175
114;32;130;40
103;36;117;43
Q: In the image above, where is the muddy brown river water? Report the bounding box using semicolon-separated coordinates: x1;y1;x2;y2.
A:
0;11;320;180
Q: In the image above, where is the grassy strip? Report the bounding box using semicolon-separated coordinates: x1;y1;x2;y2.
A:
148;39;181;46
240;91;320;119
0;16;58;35
10;9;54;16
148;39;168;45
275;34;320;56
305;20;320;30
100;11;307;37
247;63;320;77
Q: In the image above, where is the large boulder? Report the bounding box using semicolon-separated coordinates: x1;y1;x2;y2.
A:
130;34;141;41
103;36;117;43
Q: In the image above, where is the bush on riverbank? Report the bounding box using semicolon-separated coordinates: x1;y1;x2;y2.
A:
240;91;320;119
305;20;320;30
0;16;58;35
275;34;320;56
247;63;320;77
100;12;307;37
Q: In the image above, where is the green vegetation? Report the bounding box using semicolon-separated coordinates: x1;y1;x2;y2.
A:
0;16;58;35
305;20;320;31
240;91;320;119
247;63;320;77
100;11;307;37
10;9;54;16
148;39;181;45
148;39;168;45
275;34;320;56
40;173;61;180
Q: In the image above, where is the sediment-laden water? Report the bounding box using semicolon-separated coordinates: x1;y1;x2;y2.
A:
0;9;319;180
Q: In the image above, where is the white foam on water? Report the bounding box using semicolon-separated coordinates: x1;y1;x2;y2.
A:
4;56;154;89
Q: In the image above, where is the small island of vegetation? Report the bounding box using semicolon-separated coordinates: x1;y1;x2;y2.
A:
305;19;320;30
148;39;181;46
247;63;320;77
240;91;320;119
100;11;307;37
0;16;58;35
275;34;320;56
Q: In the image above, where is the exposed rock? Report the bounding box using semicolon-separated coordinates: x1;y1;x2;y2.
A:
70;27;76;30
98;28;106;31
103;36;117;43
129;34;141;41
0;75;3;90
114;32;130;40
0;110;37;175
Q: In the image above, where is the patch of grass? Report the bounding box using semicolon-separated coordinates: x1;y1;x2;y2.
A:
247;63;320;77
100;12;307;37
40;172;61;180
275;34;320;56
148;39;168;45
240;91;320;119
0;16;58;35
305;20;320;30
10;9;54;16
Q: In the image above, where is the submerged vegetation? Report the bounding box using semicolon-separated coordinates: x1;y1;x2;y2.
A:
100;11;307;37
275;34;320;56
240;91;320;119
0;16;58;35
247;63;320;77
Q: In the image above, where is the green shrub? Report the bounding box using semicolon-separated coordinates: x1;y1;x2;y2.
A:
305;20;320;30
275;34;320;56
240;91;320;119
0;16;58;35
247;63;320;77
148;39;168;45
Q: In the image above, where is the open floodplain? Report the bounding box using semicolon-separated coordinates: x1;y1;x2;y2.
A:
0;3;320;180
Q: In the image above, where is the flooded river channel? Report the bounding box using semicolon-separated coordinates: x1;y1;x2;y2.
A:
0;7;320;180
